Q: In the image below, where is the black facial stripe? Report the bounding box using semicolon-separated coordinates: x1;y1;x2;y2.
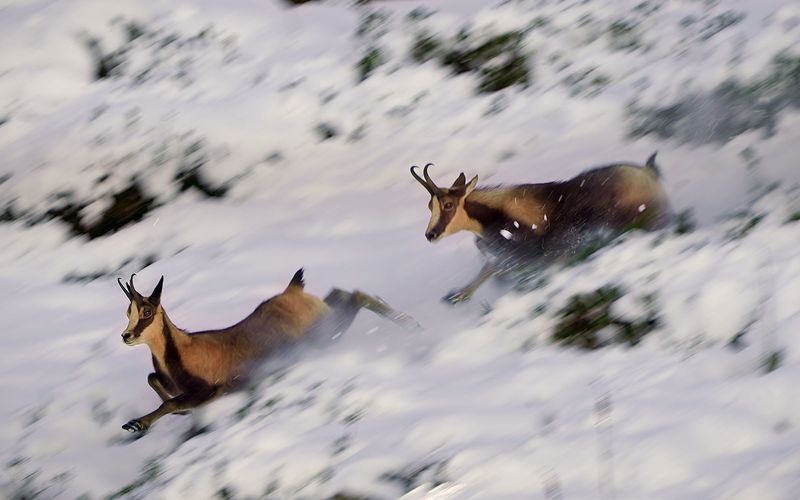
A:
131;300;155;336
432;207;455;235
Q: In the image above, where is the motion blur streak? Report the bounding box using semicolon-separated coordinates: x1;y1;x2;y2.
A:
0;0;799;498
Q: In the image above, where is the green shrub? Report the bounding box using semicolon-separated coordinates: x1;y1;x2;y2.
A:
440;31;531;93
478;52;530;93
607;20;642;51
410;32;443;64
380;460;448;495
85;38;126;80
174;141;228;198
727;214;763;240
674;209;696;235
628;53;800;144
552;287;659;349
356;47;384;82
700;11;745;41
43;182;156;239
562;67;611;97
762;349;784;373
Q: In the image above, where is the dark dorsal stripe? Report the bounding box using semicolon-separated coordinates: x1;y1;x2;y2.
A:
160;316;212;393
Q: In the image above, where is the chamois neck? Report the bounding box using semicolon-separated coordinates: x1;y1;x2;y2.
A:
467;188;509;208
163;310;191;344
144;309;189;353
464;189;511;234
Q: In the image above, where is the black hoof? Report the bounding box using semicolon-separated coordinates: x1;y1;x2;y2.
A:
393;313;422;331
122;419;146;433
443;290;472;304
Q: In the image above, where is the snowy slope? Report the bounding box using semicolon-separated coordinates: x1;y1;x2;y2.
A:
1;0;799;498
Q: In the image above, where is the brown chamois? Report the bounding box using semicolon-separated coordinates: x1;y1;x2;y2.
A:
117;270;417;433
411;153;671;303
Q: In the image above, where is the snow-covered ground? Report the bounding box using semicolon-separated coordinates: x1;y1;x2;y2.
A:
1;0;799;498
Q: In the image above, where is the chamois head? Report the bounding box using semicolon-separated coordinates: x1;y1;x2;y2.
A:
411;163;479;242
118;274;164;346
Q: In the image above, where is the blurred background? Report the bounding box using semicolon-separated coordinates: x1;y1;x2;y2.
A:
1;0;799;498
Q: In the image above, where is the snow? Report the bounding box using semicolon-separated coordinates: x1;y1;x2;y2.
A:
1;0;800;498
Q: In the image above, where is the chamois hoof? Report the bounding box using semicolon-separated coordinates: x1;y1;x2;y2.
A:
443;290;473;305
122;419;147;433
391;312;423;331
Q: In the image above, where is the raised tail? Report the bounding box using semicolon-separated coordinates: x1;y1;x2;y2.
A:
287;268;305;289
645;152;661;178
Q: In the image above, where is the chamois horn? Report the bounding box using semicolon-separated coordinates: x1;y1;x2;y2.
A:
410;163;441;197
127;273;143;301
118;277;132;301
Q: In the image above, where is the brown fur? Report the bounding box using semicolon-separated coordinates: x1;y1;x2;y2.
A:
171;288;330;387
413;154;671;302
118;270;415;433
129;278;328;392
465;188;549;234
421;158;668;243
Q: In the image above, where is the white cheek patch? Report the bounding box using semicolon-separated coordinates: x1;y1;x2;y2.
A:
125;302;140;332
427;198;442;233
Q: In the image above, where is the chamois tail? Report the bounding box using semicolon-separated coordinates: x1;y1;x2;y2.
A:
287;268;305;290
645;152;661;178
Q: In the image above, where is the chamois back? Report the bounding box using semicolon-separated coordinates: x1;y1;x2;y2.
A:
179;270;330;385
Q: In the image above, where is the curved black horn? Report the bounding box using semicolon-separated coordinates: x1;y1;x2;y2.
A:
422;163;438;191
127;273;139;299
410;165;437;196
118;277;132;300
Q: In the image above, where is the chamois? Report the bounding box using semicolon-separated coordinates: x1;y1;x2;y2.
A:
411;154;671;303
117;270;417;433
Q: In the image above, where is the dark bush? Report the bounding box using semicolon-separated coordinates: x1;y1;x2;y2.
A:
552;287;659;349
45;182;156;239
628;53;800;144
440;31;531;93
356;47;385;82
174;142;228;198
410;32;442;64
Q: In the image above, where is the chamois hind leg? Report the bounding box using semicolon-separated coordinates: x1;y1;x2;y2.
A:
443;261;497;305
323;288;420;332
122;386;221;433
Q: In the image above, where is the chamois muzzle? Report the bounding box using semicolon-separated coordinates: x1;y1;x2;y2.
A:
122;331;134;344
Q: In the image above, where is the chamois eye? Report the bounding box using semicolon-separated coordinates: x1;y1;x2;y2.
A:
142;308;152;319
443;201;455;210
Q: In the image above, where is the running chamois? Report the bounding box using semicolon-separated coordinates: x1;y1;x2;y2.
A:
117;270;417;433
411;154;671;303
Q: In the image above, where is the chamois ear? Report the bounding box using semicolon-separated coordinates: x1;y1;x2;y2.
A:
149;276;164;306
451;172;467;189
464;174;479;196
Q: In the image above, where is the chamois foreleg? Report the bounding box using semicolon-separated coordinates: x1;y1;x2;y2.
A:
147;373;173;402
443;261;497;304
323;288;420;332
122;386;222;433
